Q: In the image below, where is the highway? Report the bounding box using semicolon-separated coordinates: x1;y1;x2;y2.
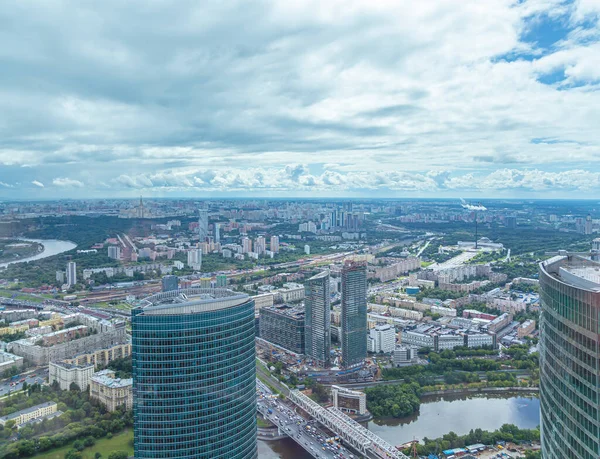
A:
257;381;355;459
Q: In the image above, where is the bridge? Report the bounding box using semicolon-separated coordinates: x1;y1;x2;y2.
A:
288;389;409;459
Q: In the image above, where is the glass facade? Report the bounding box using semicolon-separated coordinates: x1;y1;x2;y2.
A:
305;271;331;366
132;289;257;459
341;261;367;368
539;256;600;459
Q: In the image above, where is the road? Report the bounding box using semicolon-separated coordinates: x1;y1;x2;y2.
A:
257;382;354;459
0;368;48;397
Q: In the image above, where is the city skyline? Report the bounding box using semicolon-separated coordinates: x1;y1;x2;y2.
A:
1;1;600;199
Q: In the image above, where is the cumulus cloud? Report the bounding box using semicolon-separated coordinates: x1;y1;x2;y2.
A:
0;1;598;198
31;180;44;188
52;177;84;187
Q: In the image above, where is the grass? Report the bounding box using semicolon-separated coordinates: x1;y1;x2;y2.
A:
257;416;273;428
32;429;133;459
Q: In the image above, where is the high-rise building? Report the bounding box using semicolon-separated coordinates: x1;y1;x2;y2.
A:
505;215;517;229
66;262;77;286
341;260;367;368
367;324;396;353
187;248;202;270
304;244;310;255
132;289;257;459
214;223;220;243
107;245;121;260
242;237;252;254
270;235;279;253
161;275;178;292
198;208;209;242
255;236;266;255
539;254;600;459
304;270;331;366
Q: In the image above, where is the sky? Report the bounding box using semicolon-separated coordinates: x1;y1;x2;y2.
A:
1;0;600;200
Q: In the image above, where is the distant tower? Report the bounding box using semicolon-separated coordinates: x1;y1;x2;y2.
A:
341;260;367;369
214;223;220;243
66;262;77;286
198;208;209;242
137;196;145;218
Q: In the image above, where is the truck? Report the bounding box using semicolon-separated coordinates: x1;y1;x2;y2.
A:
267;408;273;414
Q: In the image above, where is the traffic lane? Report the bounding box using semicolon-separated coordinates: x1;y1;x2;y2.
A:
261;408;341;459
259;399;350;459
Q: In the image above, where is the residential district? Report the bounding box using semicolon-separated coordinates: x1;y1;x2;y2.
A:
0;198;598;458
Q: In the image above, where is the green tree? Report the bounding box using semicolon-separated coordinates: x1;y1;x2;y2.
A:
108;451;128;459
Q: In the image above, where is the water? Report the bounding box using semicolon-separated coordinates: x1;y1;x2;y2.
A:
259;393;539;458
0;239;77;268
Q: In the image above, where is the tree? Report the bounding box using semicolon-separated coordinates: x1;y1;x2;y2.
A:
64;450;82;459
95;453;102;459
21;381;28;392
73;440;85;451
108;451;128;459
70;382;81;391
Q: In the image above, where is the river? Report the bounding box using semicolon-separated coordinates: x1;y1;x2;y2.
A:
258;393;539;458
0;239;77;268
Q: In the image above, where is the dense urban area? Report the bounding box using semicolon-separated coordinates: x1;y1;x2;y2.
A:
0;197;598;459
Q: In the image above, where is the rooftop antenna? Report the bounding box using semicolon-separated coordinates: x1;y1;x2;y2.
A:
460;199;487;249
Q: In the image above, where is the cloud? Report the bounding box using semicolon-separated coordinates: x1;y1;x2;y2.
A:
0;1;598;198
52;177;84;187
31;180;44;188
0;181;13;188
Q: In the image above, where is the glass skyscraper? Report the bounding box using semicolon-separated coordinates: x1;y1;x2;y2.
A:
132;288;257;459
539;255;600;459
341;260;367;369
304;270;331;366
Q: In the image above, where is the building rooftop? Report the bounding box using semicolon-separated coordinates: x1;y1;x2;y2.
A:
92;370;132;388
542;254;600;292
50;361;94;370
262;304;304;319
138;288;250;315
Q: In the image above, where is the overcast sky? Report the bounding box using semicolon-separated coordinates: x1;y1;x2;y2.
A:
1;0;600;200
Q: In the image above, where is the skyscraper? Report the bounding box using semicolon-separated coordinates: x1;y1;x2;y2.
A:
304;270;331;366
539;254;600;459
341;260;367;369
214;222;220;243
132;288;257;459
198;208;209;242
66;261;77;286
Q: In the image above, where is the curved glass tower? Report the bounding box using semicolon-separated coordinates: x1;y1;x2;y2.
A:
132;288;257;459
539;255;600;459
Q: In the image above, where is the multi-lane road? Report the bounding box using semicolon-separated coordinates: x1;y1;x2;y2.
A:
257;382;355;459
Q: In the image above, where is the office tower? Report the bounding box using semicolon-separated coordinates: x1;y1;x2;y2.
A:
198;208;209;242
270;235;279;253
214;223;220;243
585;214;593;235
107;245;121;260
304;270;331;366
187;248;202;270
341;260;367;368
255;236;266;255
66;262;77;286
132;289;257;459
539;254;600;459
161;275;178;292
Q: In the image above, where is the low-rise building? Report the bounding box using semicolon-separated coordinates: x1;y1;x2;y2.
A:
0;351;24;373
90;370;133;412
63;343;132;368
331;385;367;415
0;402;58;428
49;361;95;391
517;319;536;338
252;293;274;314
486;313;513;333
367;324;396;353
393;345;419;367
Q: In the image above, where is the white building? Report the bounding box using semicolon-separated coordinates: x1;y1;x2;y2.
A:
304;244;310;255
214;223;220;243
393;345;418;367
242;237;252;254
401;330;435;349
437;334;465;350
431;305;457;317
465;333;495;348
367;324;396;353
107;246;121;260
255;236;266;255
66;262;77;286
187;249;202;270
49;361;95;391
270;235;280;253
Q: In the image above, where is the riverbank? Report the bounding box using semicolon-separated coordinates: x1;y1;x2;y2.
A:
421;386;539;397
0;238;77;269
